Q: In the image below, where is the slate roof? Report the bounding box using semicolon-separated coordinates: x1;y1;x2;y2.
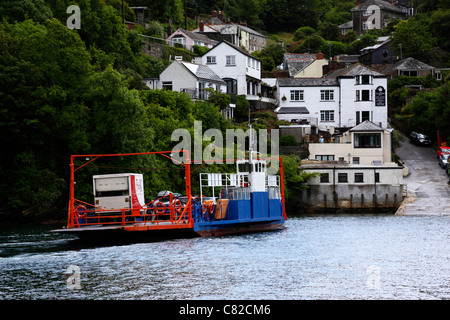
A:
179;61;225;84
351;0;405;14
325;62;385;78
382;57;435;74
349;120;384;132
173;29;218;46
277;77;339;87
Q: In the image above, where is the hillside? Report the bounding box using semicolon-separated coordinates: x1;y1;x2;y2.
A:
0;0;449;222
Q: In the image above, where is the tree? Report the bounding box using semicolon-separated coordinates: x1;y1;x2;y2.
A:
391;18;435;60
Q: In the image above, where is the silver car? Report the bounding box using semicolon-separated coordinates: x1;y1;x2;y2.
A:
439;154;450;168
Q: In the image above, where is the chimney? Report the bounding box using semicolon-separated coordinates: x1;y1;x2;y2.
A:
218;11;223;21
316;51;324;60
240;21;247;27
212;10;217;18
199;19;204;32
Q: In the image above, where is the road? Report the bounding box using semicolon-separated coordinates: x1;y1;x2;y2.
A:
395;138;450;215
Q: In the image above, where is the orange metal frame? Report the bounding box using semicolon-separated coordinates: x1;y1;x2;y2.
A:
67;150;193;230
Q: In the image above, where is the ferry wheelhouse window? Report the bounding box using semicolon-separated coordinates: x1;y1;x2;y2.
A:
354;133;381;148
338;173;348;183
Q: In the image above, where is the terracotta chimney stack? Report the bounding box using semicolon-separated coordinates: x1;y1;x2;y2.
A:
316;51;324;60
212;10;217;18
199;19;204;32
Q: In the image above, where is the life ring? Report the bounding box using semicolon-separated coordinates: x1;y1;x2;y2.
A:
173;199;182;214
75;205;87;218
155;202;166;214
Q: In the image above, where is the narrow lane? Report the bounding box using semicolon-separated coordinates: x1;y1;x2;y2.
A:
396;138;450;215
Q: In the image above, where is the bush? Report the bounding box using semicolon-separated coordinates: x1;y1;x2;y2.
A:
280;135;297;146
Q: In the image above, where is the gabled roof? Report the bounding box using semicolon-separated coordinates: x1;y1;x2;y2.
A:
170;29;218;45
203;40;259;61
349;120;384;132
382;57;435;74
351;0;405;14
286;60;315;77
325;62;385;78
178;61;225;84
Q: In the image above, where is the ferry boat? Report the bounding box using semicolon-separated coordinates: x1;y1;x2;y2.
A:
52;147;287;239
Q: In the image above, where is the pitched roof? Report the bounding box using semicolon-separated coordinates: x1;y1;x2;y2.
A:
277;77;339;87
172;29;218;45
178;61;225;84
349;120;384;132
351;0;405;14
286;60;315;77
382;57;435;74
204;40;260;60
325;62;385;78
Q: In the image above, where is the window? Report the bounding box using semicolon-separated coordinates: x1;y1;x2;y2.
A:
315;155;335;161
320;173;329;183
172;36;186;48
321;90;334;101
207;56;216;64
361;75;371;84
361;90;371;101
361;111;370;122
375;172;380;183
400;70;418;77
290;90;304;101
353;157;360;164
354;133;381;148
226;55;236;66
162;81;173;90
320;110;335;122
354;173;364;183
338;173;348;183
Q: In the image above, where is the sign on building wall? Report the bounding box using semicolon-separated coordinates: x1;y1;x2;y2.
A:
375;86;385;106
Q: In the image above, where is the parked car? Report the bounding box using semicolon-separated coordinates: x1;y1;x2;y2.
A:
439;154;450;168
410;132;431;146
437;146;450;158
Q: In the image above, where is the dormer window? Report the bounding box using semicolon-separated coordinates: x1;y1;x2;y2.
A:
355;75;372;85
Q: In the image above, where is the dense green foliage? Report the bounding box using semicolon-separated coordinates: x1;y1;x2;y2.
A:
0;0;449;219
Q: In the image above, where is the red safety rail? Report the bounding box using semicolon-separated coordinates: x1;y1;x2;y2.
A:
67;151;193;230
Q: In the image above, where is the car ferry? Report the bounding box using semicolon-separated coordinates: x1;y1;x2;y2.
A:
52;148;287;239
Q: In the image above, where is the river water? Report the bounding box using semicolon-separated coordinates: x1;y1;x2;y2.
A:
1;215;449;300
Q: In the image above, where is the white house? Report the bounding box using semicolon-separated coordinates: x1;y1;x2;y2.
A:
308;120;395;165
275;63;388;131
300;121;404;213
158;60;226;100
195;41;262;99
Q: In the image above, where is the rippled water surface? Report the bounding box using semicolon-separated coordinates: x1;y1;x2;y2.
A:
1;215;449;300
